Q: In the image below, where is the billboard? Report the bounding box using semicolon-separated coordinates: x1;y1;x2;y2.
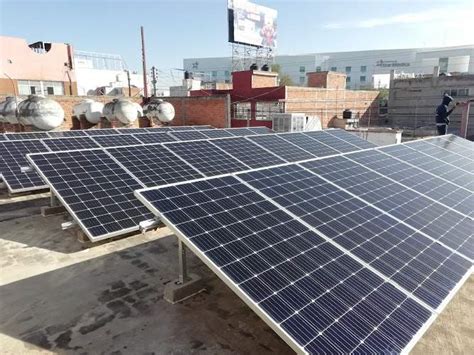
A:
228;0;277;49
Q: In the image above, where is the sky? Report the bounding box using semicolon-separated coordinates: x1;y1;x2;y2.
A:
1;0;473;87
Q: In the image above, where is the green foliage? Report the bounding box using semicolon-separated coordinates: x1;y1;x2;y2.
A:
271;64;295;86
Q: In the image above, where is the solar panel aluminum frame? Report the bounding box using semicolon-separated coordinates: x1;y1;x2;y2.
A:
26;148;148;242
134;184;305;354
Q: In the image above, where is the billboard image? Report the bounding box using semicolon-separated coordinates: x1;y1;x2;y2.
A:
228;0;277;49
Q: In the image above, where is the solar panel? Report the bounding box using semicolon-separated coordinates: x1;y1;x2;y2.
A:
211;137;285;168
200;129;235;139
133;132;177;144
169;130;208;141
5;132;50;140
248;126;274;134
135;176;433;354
225;128;257;136
278;132;340;157
42;136;101;152
84;128;120;136
427;135;474;158
0;140;49;192
165;140;249;176
169;126;199;131
145;127;171;132
247;134;315;162
115;128;149;134
240;164;472;308
192;125;214;130
27;149;153;241
47;130;88;138
303;131;364;153
325;129;377;149
349;149;474;218
301;156;474;261
380;143;474;191
91;134;142;147
0;134;6;141
107;144;204;187
406;139;474;171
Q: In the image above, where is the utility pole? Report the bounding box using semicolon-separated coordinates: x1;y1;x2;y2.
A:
125;70;131;97
151;66;157;96
141;26;148;98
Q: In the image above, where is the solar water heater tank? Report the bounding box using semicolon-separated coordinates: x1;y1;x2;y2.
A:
0;96;24;124
18;95;64;130
103;98;143;124
73;99;104;124
143;100;175;123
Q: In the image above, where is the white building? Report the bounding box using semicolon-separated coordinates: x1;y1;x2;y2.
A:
74;50;168;96
183;45;474;89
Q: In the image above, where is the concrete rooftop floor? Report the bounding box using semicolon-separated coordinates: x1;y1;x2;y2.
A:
0;193;472;354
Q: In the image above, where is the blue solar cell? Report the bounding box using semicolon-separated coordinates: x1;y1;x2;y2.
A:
47;130;88;138
84;128;120;136
133;132;177;144
5;132;50;140
225;128;257;136
211;137;285;168
247;134;315;162
0;140;49;192
28;149;153;240
200;129;235;139
240;164;472;308
165;140;249;176
42;136;101;151
107;144;204;187
135;175;433;354
170;130;208;141
278;132;339;157
91;134;141;147
325;129;377;149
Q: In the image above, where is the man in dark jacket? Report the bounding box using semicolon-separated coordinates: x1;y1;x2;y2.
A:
435;94;458;135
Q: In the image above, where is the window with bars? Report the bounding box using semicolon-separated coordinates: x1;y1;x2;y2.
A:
256;101;282;121
233;102;251;120
18;80;64;96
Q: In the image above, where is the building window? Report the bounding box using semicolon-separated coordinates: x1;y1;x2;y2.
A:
458;88;469;96
233;102;251;120
360;76;366;82
17;80;64;96
345;66;351;73
256;101;282;121
212;71;218;77
299;66;305;73
447;88;469;97
439;57;449;73
346;76;351;83
316;66;321;72
360;65;367;72
224;71;230;77
331;66;337;72
299;76;305;85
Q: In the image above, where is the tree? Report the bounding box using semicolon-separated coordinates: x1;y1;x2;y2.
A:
271;64;294;86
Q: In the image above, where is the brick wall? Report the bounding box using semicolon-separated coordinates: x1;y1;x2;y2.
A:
285;87;380;128
307;71;346;90
165;95;230;128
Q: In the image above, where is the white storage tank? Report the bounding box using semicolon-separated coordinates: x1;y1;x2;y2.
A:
103;98;142;124
18;95;64;130
72;99;104;124
0;96;23;124
144;99;175;124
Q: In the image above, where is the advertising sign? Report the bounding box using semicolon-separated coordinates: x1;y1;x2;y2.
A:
228;0;277;49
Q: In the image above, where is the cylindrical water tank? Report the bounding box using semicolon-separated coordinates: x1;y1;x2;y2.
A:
103;98;142;124
72;99;104;124
18;95;64;130
144;100;175;123
0;96;23;124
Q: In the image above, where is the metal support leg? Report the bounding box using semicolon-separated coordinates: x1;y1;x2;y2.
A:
50;193;59;207
178;239;189;284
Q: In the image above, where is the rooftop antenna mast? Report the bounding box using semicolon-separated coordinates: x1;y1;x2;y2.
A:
141;26;148;98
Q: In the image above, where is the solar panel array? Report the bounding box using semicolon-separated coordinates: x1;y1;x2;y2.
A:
135;134;473;354
0;127;272;193
25;129;374;241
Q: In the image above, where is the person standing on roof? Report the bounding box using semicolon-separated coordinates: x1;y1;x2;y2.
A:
435;93;459;135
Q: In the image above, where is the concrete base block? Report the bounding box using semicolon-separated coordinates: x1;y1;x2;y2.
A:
41;205;66;216
164;273;205;304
